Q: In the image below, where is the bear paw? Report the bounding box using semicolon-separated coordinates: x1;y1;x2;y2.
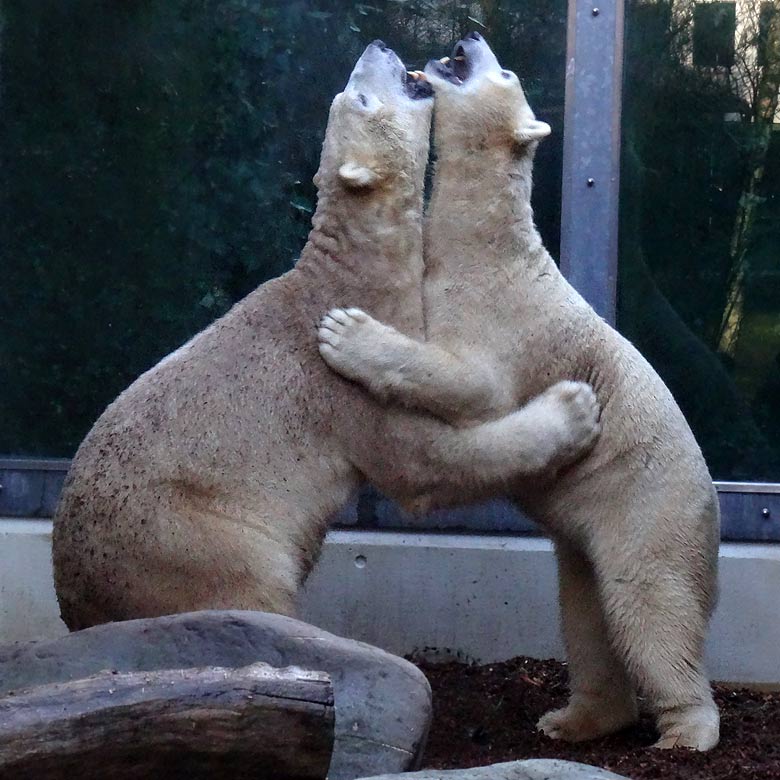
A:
317;309;384;380
318;307;393;387
537;699;638;742
653;704;719;751
535;380;601;466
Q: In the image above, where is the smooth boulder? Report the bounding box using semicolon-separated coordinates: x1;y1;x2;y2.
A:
358;759;631;779
0;610;432;780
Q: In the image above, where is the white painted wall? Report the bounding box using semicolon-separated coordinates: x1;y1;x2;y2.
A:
3;520;780;684
0;520;66;643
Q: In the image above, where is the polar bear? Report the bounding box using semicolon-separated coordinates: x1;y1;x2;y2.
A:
52;42;601;632
318;34;720;751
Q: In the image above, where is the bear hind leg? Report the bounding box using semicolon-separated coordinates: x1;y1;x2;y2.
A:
593;539;719;751
537;539;638;743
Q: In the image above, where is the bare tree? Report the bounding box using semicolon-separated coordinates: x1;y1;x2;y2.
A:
717;0;780;357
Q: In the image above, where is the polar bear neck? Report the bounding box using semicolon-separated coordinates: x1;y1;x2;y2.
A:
425;146;550;278
298;177;425;291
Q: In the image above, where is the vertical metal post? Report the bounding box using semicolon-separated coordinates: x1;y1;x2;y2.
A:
559;0;625;324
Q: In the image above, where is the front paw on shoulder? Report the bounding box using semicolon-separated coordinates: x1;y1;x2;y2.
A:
317;307;372;378
317;307;369;350
546;380;601;460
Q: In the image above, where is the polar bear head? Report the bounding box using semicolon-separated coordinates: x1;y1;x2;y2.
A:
423;33;550;153
315;41;433;194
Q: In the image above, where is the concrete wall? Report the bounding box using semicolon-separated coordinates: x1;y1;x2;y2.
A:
0;520;66;643
3;519;780;684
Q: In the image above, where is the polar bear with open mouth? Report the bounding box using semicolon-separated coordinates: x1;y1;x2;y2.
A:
319;34;720;752
53;42;600;633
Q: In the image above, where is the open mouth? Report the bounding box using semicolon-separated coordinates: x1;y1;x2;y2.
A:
451;43;471;82
428;40;473;87
403;68;433;100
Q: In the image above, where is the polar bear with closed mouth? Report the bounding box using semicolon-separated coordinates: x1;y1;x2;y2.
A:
52;41;601;632
319;34;720;751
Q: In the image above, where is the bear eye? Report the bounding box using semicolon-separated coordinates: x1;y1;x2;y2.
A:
501;70;512;80
358;93;368;107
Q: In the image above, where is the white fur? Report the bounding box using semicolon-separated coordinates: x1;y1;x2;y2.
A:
319;35;721;751
52;44;600;633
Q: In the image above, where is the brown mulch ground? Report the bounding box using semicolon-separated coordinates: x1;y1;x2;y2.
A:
415;656;780;779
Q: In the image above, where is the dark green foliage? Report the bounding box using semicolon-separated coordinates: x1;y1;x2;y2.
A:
618;0;780;480
0;0;566;457
7;0;775;482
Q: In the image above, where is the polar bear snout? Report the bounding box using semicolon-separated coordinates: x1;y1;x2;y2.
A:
348;43;401;90
424;34;502;89
452;36;501;82
349;41;430;103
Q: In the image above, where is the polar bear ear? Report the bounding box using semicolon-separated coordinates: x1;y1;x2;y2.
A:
338;162;381;189
514;119;551;145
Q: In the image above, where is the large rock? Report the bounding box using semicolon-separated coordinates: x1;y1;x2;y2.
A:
0;610;431;780
359;759;630;779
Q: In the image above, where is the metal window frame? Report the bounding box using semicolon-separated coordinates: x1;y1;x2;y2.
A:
560;0;624;324
2;0;779;541
1;457;778;540
557;0;780;540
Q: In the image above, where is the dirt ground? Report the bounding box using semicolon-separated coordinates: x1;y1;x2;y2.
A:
416;656;780;779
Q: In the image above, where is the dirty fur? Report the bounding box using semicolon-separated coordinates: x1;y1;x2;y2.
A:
318;35;721;752
52;44;601;631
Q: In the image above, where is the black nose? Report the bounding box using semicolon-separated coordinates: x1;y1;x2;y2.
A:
466;31;483;41
371;39;389;51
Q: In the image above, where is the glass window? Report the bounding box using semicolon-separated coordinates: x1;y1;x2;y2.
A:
0;0;567;459
693;2;736;67
758;2;778;68
619;0;780;482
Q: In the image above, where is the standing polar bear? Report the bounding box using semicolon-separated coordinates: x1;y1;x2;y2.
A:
53;42;601;631
319;34;720;751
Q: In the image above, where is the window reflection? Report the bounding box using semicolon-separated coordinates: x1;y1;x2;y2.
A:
0;0;566;457
619;0;780;481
